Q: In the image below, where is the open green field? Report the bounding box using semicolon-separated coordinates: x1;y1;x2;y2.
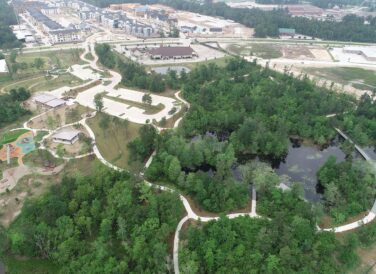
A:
30;74;84;92
1;73;84;93
13;49;85;70
304;67;376;90
86;113;143;172
0;49;86;92
3;257;59;274
226;43;282;59
0;129;29;146
103;94;164;115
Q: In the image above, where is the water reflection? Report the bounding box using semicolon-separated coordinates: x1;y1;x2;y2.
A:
275;138;346;202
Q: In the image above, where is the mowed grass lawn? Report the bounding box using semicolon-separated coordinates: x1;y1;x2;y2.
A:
87;113;143;172
305;67;376;89
1;49;86;91
3;257;59;274
15;49;85;70
0;129;29;146
30;74;85;92
2;73;84;93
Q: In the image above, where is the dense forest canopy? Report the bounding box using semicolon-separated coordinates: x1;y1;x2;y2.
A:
145;132;249;212
180;186;360;273
133;57;375;214
179;58;355;155
83;0;376;42
2;167;183;273
0;0;21;49
311;0;369;9
179;171;376;273
339;92;376;146
318;157;376;224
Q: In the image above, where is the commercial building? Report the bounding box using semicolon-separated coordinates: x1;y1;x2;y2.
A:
0;60;8;73
209;27;223;33
124;22;155;37
50;29;81;43
343;46;376;61
149;46;196;59
52;129;81;144
26;6;64;32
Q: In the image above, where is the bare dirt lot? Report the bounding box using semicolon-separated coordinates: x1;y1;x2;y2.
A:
27;104;87;130
176;10;254;38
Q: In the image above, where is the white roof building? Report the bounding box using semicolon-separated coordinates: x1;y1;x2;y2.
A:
343;46;376;61
34;93;66;108
52;128;81;144
0;60;8;73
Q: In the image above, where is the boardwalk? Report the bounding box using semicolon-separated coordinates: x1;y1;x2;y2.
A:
335;128;373;162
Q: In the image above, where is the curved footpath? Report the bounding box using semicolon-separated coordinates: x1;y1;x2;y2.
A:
9;32;376;273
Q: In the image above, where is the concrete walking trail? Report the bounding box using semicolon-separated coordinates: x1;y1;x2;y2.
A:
75;33;181;124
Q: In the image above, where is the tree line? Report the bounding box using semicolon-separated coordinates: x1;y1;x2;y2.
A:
0;88;31;128
84;0;376;42
178;58;354;159
339;92;376;146
0;0;21;49
311;0;367;9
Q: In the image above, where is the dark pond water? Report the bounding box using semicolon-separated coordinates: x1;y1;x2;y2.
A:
274;138;346;202
190;133;369;203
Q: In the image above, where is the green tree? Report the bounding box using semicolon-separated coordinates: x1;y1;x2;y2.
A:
34;57;45;69
56;144;65;159
168;157;181;181
94;93;104;112
9;50;17;63
99;115;110;133
142;93;152;105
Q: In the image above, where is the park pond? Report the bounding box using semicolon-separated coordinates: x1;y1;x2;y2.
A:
272;138;347;202
152;66;191;75
191;133;371;203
